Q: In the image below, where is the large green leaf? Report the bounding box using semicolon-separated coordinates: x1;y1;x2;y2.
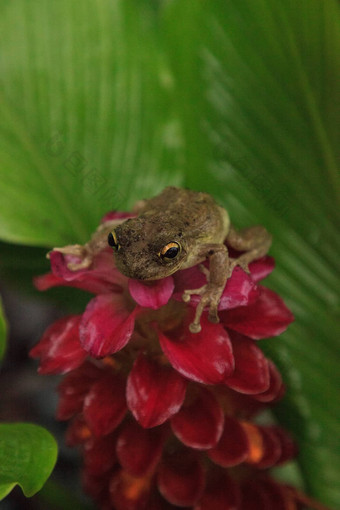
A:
163;0;340;506
0;423;57;499
0;296;7;361
0;0;184;246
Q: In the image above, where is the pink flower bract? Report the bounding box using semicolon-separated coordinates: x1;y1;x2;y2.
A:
30;211;310;510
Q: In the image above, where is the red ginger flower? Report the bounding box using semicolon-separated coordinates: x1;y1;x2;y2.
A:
30;210;326;510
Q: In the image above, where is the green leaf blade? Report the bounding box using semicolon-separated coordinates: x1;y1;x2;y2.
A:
0;423;58;499
163;0;340;506
0;297;7;361
0;0;184;247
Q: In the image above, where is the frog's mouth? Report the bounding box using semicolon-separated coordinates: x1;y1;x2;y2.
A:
114;257;182;282
138;262;184;281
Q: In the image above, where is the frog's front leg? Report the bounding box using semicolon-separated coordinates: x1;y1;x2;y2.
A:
49;218;124;270
226;225;272;273
182;244;229;334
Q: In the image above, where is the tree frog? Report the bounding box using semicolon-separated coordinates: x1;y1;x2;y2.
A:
55;187;272;333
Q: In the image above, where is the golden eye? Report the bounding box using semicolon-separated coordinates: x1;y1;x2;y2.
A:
159;241;181;261
108;231;120;251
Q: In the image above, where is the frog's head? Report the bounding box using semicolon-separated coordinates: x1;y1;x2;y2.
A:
108;215;187;280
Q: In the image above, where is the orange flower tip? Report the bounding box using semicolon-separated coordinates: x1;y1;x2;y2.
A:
121;471;151;502
241;422;264;464
102;357;117;369
79;424;92;441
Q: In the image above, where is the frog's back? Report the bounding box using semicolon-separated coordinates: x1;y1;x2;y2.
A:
140;187;229;244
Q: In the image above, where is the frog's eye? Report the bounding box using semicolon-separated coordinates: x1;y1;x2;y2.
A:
159;241;181;261
108;231;120;251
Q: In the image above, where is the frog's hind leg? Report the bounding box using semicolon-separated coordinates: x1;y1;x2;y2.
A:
131;199;148;214
187;286;222;333
226;225;272;273
182;244;229;333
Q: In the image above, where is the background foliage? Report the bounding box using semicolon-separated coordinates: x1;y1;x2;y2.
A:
0;0;339;507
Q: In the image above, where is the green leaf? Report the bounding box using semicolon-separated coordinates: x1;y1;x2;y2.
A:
0;296;7;361
0;423;58;499
163;0;340;506
0;0;184;247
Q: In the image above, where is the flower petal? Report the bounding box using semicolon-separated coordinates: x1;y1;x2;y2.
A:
253;427;282;469
84;432;118;476
110;469;152;510
240;422;265;464
101;211;135;223
241;481;272;510
221;287;294;339
128;276;174;310
173;265;206;296
57;362;103;420
254;361;284;402
83;373;127;436
65;415;92;446
207;416;249;467
218;267;259;310
147;492;180;510
30;315;87;374
47;249;127;294
248;256;275;282
157;450;205;507
158;315;234;384
250;479;295;510
173;266;259;311
126;353;187;428
171;387;224;449
270;427;298;464
116;420;166;476
195;469;240;510
224;333;270;394
79;294;138;357
83;471;111;506
34;272;68;291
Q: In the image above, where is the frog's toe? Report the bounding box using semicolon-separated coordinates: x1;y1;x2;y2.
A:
67;256;92;271
182;292;191;303
50;244;94;271
208;307;220;324
240;261;250;274
189;322;202;334
182;285;207;303
186;284;224;333
51;244;85;258
199;264;210;279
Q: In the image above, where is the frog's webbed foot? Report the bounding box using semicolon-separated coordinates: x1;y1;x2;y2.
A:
228;257;251;275
184;255;252;333
182;284;207;304
182;245;229;333
48;244;93;271
183;284;222;333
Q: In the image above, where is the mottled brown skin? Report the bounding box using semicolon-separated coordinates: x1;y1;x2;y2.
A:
53;187;272;333
113;187;229;281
